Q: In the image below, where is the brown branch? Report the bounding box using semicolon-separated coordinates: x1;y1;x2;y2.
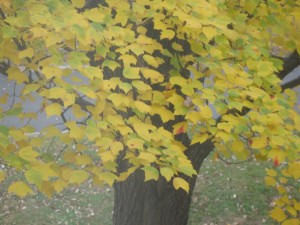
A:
217;153;253;165
281;75;300;90
276;50;300;79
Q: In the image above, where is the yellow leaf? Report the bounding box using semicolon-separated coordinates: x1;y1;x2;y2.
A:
286;206;297;217
53;180;68;193
83;66;103;79
231;141;244;152
99;151;115;162
123;67;140;79
72;104;86;119
269;207;286;222
142;166;159;181
294;201;300;210
0;171;5;183
191;133;208;144
282;219;299;225
69;170;89;184
8;181;33;197
45;33;62;48
107;115;125;126
75;154;92;165
142;68;164;84
138;152;156;163
19;146;39;161
132;80;152;91
150;105;174;122
41;66;63;79
199;105;213;119
78;86;97;99
111;142;124;155
181;84;194;96
63;151;76;163
127;138;144;150
31;163;57;179
134;101;151;113
48;87;67;99
119;54;137;66
63;93;75;107
265;176;276;187
173;177;189;193
71;0;85;8
217;122;234;133
45;103;62;117
160;29;175;39
29;27;47;38
170;76;187;86
173;122;187;135
18;48;34;59
66;121;84;140
133;123;152;141
160;167;174;182
251;136;267;149
267;149;286;164
143;54;159;68
15;80;31;96
83;8;105;22
266;169;277;177
202;26;217;40
107;93;130;107
100;172;118;186
7;67;28;84
186;111;201;124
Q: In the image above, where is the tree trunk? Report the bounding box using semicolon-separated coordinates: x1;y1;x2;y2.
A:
113;140;214;225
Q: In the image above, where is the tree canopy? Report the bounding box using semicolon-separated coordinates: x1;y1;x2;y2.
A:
0;0;299;224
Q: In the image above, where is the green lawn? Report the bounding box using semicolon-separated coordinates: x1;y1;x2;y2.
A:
0;154;276;225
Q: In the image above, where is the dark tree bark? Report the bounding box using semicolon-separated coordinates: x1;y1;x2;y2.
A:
113;141;214;225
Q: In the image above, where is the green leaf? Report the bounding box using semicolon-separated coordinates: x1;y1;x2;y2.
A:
2;25;18;38
178;165;196;177
0;133;10;148
142;166;159;181
25;169;43;187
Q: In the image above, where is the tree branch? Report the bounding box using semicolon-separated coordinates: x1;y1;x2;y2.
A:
281;75;300;90
276;50;300;79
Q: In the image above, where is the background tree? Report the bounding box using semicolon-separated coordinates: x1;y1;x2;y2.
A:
0;0;299;225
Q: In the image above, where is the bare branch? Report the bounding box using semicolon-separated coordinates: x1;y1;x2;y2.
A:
276;51;300;79
281;75;300;90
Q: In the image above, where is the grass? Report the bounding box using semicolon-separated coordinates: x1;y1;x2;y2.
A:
0;139;277;225
189;157;276;225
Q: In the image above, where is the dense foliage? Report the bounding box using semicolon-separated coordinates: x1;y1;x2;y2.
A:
0;0;299;224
